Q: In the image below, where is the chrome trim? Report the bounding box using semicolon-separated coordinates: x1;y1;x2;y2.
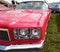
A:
0;40;44;50
0;28;11;41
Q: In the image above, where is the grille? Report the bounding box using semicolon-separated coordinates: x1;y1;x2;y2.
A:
0;29;9;41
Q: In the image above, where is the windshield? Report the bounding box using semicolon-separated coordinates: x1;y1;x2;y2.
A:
16;1;48;10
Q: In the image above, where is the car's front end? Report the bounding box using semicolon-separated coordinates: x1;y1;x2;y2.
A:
0;10;45;50
0;0;51;50
0;19;44;50
0;28;44;50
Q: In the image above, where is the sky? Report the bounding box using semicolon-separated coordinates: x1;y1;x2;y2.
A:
5;0;60;3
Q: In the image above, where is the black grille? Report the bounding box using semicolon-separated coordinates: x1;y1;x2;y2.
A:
0;29;9;41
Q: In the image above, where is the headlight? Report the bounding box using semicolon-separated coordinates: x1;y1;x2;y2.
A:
14;28;40;40
31;28;39;36
19;29;28;36
31;28;40;38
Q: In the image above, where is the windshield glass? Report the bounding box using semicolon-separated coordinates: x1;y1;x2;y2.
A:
16;1;48;10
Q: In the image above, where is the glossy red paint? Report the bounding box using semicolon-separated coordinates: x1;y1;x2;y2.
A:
0;5;51;45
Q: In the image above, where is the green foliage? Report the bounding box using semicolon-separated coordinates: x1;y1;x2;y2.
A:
40;12;60;52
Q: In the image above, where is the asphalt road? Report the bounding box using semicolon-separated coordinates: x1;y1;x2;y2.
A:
0;49;40;52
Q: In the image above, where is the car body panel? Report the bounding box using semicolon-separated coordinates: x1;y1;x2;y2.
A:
0;9;51;45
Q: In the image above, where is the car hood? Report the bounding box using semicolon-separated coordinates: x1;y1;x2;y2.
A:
0;9;46;28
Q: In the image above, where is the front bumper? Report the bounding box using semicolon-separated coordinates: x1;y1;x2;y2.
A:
0;40;44;50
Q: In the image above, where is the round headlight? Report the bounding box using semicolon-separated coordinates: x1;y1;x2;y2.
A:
14;28;40;39
20;29;28;36
14;29;18;34
31;28;40;36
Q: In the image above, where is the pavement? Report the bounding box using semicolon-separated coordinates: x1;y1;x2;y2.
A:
0;49;40;52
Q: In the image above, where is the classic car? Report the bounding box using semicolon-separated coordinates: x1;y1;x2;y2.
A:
0;0;51;50
52;4;60;13
49;2;60;13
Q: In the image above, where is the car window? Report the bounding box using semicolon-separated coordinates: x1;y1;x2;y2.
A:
16;1;48;10
42;3;48;10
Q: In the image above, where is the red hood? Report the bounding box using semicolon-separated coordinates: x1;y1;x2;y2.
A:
0;9;47;28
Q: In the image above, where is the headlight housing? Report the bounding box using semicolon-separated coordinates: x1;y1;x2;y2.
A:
14;28;40;40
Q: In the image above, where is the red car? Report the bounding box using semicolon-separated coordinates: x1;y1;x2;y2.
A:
0;0;51;50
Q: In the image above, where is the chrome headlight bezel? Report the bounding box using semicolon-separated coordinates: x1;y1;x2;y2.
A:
13;28;41;40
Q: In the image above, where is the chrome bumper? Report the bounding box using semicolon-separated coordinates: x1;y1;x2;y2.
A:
0;40;44;50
